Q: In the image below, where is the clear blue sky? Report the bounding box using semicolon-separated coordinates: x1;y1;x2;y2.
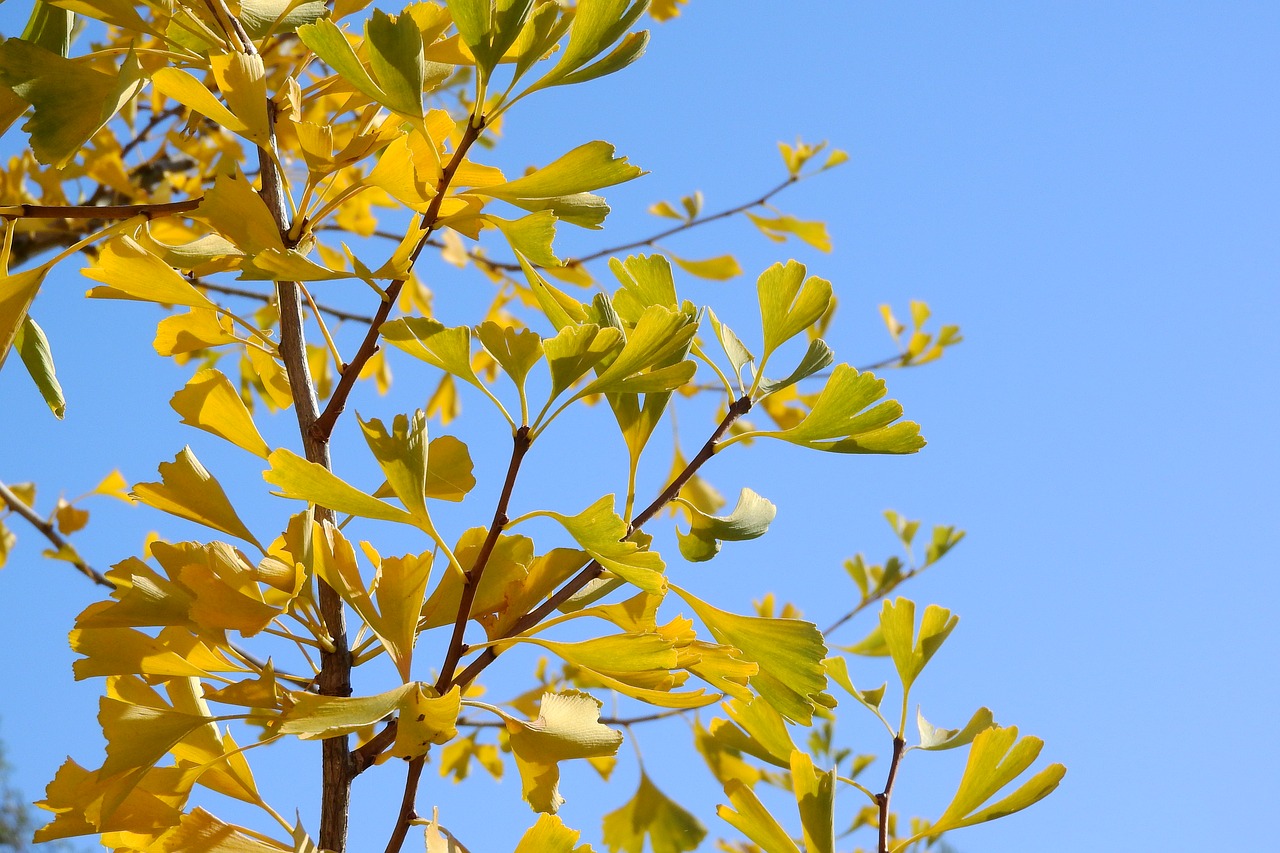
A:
1;2;1277;851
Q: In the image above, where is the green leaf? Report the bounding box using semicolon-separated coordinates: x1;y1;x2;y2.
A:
476;141;644;228
554;29;649;87
542;323;624;403
671;584;827;724
917;706;996;751
756;338;834;397
0;42;145;167
485;211;563;267
914;726;1066;840
791;750;835;853
358;411;430;522
608;254;678;320
578;305;697;397
133;448;262;550
708;696;796;769
505;690;623;814
676;488;776;562
880;598;958;696
751;364;925;454
756;261;832;361
717;779;802;853
263;448;422;529
602;770;706;853
22;2;74;56
297;17;429;123
538;496;665;592
366;9;426;120
477;322;545;390
238;0;329;37
381;318;483;388
706;308;755;391
13;315;64;418
527;0;649;92
447;0;535;78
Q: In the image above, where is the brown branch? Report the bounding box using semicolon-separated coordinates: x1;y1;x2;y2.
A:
309;117;487;444
197;280;376;324
824;567;925;637
876;736;907;853
381;755;425;853
435;426;532;693
0;198;202;220
0;479;113;588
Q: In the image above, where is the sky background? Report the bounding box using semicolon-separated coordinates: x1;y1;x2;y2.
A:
1;2;1278;851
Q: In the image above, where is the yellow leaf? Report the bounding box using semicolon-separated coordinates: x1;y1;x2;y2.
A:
154;308;239;357
191;171;286;256
279;683;413;739
170;369;271;458
83;236;219;310
669;253;742;281
133;448;262;550
55;500;89;534
157;808;293;852
506;690;623;814
92;469;133;503
264;449;421;528
0;263;51;370
152;66;251;138
153;540;281;636
209;53;270;146
99;697;212;776
244;347;293;410
513;814;596;853
391;684;461;758
70;627;210;680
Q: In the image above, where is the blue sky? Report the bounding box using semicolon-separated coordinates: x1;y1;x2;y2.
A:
1;2;1278;851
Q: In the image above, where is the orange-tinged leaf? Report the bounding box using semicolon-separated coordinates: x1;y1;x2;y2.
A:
133;448;262;550
83;236;219;310
171;369;271;458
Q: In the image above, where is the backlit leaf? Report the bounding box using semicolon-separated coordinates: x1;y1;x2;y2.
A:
745;212;831;252
477;321;545;389
790;750;835;853
756;261;832;360
84;237;220;310
279;683;413;739
917;706;996;751
381;318;483;388
358;411;430;522
170;369;271;458
717;778;802;853
602;770;706;853
0;263;50;370
543;323;624;402
672;585;826;724
513;813;595;853
158;808;293;852
476;141;643;228
506;690;623;813
133;448;262;550
676;488;776;562
670;253;742;281
485;211;563;268
264;448;421;529
98;697;212;776
756;338;834;398
578;305;697;397
880;597;958;695
391;684;461;758
366;9;427;120
539;495;665;592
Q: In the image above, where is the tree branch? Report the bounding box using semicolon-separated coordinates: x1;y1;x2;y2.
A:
196;280;376;324
0;198;202;220
309;117;486;444
381;755;425;853
0;479;112;588
876;736;907;853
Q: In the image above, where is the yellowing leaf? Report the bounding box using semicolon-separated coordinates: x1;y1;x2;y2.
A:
917;706;996;751
154;308;240;356
84;237;219;310
133;448;262;550
669;253;742;281
880;597;958;695
506;690;623;813
279;683;413;739
93;470;132;503
513;813;595;853
381;318;483;388
170;369;271;458
98;697;212;776
676;488;775;563
602;770;706;853
391;684;461;759
263;448;421;529
359;410;430;522
209;53;270;145
0;42;145;167
0;263;51;371
756;261;832;360
745;212;831;252
542;323;624;403
152;541;281;635
526;0;649;93
671;585;827;724
475;141;644;228
70;627;210;680
539;495;665;592
790;750;835;853
717;778;802;853
477;321;545;390
578;305;697;397
191;171;286;256
483;211;563;268
155;808;293;852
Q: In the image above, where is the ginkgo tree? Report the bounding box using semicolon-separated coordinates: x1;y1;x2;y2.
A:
0;1;1061;852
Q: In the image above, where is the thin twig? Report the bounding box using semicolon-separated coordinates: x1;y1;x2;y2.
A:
0;198;202;220
824;568;924;637
0;479;113;588
197;280;376;324
876;736;907;853
381;755;425;853
309;117;487;444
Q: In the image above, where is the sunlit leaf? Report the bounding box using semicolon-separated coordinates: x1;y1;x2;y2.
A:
880;597;958;695
745;212;831;252
191;171;287;256
264;448;421;528
84;237;220;310
133;448;262;550
578;306;697;397
538;495;665;592
0;262;50;371
790;750;835;853
13;315;65;417
669;253;741;281
672;585;826;724
170;369;271;458
381;317;483;388
676;488;775;562
279;683;413;739
98;697;212;776
602;770;706;853
543;323;624;402
513;813;595;853
484;211;563;267
358;410;430;522
476;141;644;228
477;321;545;390
756;261;832;361
917;706;996;751
506;690;623;814
391;684;461;759
365;9;427;120
159;808;294;852
756;338;834;397
717;778;802;853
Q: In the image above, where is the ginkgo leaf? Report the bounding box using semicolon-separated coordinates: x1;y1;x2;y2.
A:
93;470;132;503
824;657;887;718
709;696;796;769
542;323;624;403
483;211;563;268
447;0;535;78
84;237;220;310
297;17;425;122
209;53;270;145
706;308;755;392
98;697;212;776
717;778;802;853
477;321;545;389
0;263;50;371
391;685;461;759
170;369;271;458
506;690;623;813
159;808;294;852
669;253;742;281
513;813;595;853
151;541;281;635
154;308;240;356
424;435;477;501
381;318;483;388
537;496;665;592
475;141;643;228
0;42;145;167
602;770;706;853
756;261;832;361
133;448;262;550
745;212;831;252
279;683;413;739
191;171;287;256
358;411;429;522
70;627;211;680
608;254;678;320
756;338;834;398
917;706;996;751
264;449;421;529
578;306;697;397
790;750;836;853
239;0;328;37
13;315;64;418
880;597;958;695
526;0;649;93
518;255;590;330
912;726;1066;841
671;585;827;724
439;734;504;783
365;9;427;120
748;365;925;455
676;488;776;562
